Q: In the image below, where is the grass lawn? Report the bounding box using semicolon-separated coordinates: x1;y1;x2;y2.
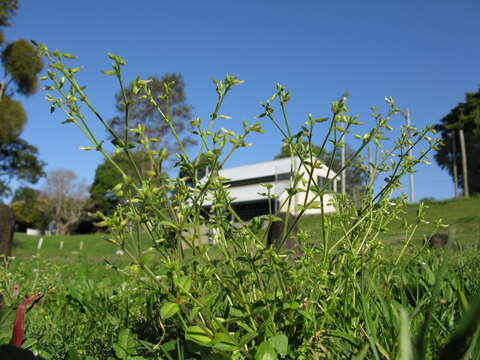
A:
300;195;480;252
12;195;480;262
384;195;480;247
13;232;115;260
4;195;480;359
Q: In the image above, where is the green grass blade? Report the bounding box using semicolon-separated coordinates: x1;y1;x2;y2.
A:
438;293;480;360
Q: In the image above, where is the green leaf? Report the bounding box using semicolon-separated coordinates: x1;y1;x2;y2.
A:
0;307;15;343
297;309;314;322
101;70;116;76
255;341;277;360
176;276;192;294
213;332;238;352
113;328;138;359
140;252;156;266
62;53;77;59
160;339;177;352
269;333;288;356
239;331;258;347
160;302;180;320
185;325;213;346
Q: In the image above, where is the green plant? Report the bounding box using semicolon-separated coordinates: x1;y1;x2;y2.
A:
33;43;480;359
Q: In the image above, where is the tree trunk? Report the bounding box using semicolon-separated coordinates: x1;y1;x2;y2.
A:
0;203;15;258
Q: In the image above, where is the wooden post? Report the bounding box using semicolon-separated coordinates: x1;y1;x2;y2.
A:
458;128;469;198
452;131;459;197
0;203;14;258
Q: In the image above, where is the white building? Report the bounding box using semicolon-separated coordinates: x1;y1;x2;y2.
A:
201;156;337;220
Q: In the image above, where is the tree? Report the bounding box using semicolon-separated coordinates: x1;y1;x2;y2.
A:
11;185;39;203
43;169;88;235
0;0;18;28
275;142;368;199
10;186;48;231
0;0;45;197
0;139;44;196
434;88;480;195
108;74;195;157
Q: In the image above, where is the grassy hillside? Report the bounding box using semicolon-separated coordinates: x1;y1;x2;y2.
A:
12;195;479;261
299;195;480;253
13;232;118;260
384;195;480;248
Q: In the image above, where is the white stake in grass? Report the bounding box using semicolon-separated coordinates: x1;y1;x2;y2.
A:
37;237;44;250
59;240;64;249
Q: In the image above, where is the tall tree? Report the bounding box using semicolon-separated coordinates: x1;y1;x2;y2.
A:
275;142;368;199
0;0;45;197
43;169;88;235
434;88;480;195
10;186;48;231
0;138;44;196
108;73;195;157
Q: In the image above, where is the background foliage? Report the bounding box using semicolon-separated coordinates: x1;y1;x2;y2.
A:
0;0;44;197
434;88;480;195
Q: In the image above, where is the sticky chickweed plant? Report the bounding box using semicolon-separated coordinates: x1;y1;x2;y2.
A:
31;42;480;359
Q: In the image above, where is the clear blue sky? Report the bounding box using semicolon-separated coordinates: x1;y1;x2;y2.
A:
4;0;479;200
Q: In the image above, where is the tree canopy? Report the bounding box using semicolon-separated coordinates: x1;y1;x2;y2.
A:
2;39;43;96
0;95;26;142
108;73;195;157
0;0;18;28
0;139;44;196
0;1;45;197
434;88;480;195
12;185;40;203
11;186;48;231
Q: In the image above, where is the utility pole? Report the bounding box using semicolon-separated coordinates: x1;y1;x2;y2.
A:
451;131;459;197
406;109;414;203
458;128;469;198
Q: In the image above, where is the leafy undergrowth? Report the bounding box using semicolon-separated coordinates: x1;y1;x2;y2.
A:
5;199;479;359
2;235;480;359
